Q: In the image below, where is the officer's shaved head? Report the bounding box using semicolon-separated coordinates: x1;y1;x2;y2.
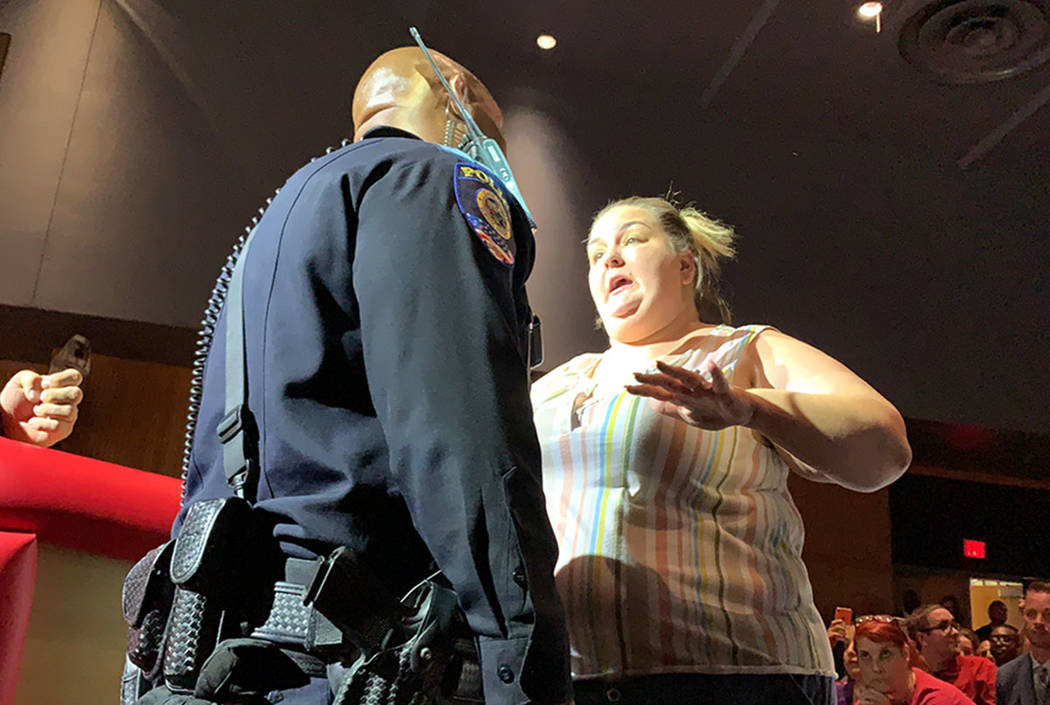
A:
352;46;505;151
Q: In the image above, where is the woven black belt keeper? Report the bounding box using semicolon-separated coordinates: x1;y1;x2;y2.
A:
252;558;343;655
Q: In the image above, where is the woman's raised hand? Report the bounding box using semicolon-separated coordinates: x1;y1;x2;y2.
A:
627;359;755;430
854;684;893;705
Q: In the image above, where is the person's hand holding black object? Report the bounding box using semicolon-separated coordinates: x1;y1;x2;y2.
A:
1;368;83;447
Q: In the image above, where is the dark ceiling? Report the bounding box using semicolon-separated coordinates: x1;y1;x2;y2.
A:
0;0;1047;432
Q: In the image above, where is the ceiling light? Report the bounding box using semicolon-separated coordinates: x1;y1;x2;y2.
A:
856;2;883;32
536;34;557;51
856;2;883;19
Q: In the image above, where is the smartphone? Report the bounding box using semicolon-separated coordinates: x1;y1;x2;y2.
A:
834;606;853;624
49;334;92;379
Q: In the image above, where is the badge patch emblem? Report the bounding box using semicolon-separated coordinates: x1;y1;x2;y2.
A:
476;189;511;240
454;162;515;267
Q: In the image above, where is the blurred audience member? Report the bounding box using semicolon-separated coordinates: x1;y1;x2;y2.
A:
977;601;1009;642
902;590;923;618
958;629;980;657
976;640;992;661
909;604;996;705
838;636;861;705
989;625;1022;666
831;617;857;680
941;596;966;628
0;368;83;447
853;616;974;705
996;581;1050;705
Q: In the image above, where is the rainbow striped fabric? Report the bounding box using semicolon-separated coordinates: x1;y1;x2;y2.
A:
531;325;834;679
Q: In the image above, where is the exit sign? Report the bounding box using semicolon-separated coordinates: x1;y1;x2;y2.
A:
964;539;986;559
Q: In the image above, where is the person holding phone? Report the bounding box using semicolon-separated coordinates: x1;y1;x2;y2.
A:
830;608;860;705
1;368;83;447
831;608;857;681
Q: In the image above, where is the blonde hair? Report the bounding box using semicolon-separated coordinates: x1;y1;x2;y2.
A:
593;196;737;323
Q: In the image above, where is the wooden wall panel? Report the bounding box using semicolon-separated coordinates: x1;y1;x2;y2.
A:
789;474;895;622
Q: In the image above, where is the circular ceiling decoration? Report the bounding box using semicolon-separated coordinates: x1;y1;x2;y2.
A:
898;0;1050;83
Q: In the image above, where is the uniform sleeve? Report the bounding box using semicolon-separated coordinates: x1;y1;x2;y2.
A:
351;156;570;705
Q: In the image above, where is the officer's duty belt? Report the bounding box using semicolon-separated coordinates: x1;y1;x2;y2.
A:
250;557;344;675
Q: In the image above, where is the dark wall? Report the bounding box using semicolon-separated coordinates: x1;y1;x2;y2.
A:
890;474;1050;578
0;1;1047;432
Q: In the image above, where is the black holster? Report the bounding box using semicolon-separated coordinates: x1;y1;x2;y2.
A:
121;504;481;705
304;552;482;705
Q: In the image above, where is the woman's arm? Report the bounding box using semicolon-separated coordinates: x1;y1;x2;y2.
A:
627;330;911;492
741;329;911;491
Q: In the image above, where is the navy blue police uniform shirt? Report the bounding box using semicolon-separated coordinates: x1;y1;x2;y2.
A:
176;127;570;705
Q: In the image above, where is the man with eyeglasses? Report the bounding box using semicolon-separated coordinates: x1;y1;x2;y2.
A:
997;581;1050;705
908;604;996;705
988;625;1022;667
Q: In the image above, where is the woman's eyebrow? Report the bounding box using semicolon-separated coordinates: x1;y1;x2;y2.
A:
586;220;652;247
616;220;649;233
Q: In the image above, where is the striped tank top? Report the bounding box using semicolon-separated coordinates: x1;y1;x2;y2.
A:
531;324;834;680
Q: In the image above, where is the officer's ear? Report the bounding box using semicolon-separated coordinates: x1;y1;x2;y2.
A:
445;73;471;120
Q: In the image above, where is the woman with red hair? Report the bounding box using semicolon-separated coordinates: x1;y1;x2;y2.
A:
852;617;974;705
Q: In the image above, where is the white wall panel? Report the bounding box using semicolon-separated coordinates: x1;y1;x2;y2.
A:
0;0;101;305
31;0;246;325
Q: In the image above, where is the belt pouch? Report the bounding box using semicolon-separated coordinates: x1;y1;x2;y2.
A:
122;540;176;678
162;497;267;692
169;496;261;598
162;586;221;693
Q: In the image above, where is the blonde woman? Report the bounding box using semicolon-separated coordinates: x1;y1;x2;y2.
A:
530;197;912;705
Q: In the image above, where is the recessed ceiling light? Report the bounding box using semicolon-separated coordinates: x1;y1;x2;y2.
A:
856;2;883;19
536;34;557;51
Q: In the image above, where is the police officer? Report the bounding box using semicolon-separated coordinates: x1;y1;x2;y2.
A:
144;47;571;705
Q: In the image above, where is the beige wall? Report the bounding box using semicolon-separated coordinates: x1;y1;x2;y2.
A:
970;579;1024;631
0;0;249;325
0;0;100;305
15;543;132;705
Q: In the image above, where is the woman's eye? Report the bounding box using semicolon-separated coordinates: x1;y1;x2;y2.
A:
589;251;604;264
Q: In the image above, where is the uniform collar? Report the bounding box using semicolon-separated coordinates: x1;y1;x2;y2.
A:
359;126;474;161
360;126;422;141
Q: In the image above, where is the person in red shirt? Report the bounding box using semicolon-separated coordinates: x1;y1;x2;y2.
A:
853;616;975;705
908;605;997;705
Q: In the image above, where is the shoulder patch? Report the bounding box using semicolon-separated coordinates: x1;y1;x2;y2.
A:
454;162;515;267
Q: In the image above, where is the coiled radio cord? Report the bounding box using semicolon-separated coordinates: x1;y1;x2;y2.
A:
178;139;351;505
